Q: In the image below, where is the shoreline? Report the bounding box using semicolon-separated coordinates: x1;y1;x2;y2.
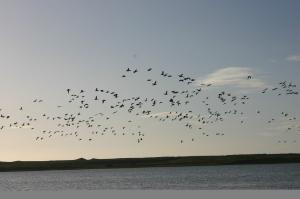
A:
1;153;300;172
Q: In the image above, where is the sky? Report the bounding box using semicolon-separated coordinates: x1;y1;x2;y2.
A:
0;0;299;161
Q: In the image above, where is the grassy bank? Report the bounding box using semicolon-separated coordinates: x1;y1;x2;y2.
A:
1;153;300;172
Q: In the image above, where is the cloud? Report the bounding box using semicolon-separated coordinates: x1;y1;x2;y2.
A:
265;120;299;132
197;67;266;89
9;126;32;129
141;112;181;118
258;120;299;137
286;55;300;62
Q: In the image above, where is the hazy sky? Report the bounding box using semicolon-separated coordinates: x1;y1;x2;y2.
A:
0;0;299;161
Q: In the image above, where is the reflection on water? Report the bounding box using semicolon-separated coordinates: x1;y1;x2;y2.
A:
0;163;299;190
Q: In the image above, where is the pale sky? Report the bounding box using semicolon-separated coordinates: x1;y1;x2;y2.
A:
0;0;299;161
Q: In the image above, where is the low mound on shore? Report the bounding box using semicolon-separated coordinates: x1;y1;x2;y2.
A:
1;153;300;172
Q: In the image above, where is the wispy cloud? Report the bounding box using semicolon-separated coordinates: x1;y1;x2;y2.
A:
141;112;181;118
9;126;32;129
286;55;300;62
265;120;299;132
259;120;299;137
197;67;266;89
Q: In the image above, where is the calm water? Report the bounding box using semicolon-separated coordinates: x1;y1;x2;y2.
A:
0;163;299;190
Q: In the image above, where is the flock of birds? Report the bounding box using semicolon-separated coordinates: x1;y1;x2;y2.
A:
0;67;299;146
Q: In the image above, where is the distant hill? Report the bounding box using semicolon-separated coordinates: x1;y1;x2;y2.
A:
1;153;300;172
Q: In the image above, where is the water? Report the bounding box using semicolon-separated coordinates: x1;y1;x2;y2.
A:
0;163;299;190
